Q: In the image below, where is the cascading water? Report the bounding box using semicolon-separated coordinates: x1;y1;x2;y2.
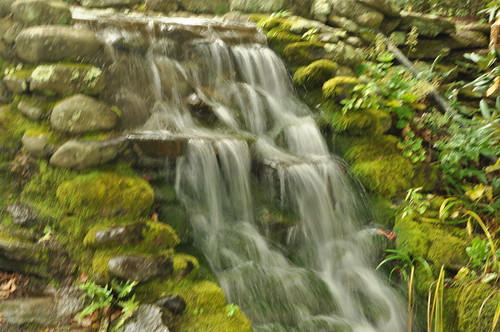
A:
75;8;407;331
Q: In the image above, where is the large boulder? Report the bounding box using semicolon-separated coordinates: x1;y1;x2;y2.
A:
0;0;15;16
30;64;105;96
229;0;285;13
50;138;128;170
15;25;101;63
50;94;119;133
330;0;384;29
11;0;72;26
399;11;455;38
80;0;140;8
179;0;228;13
324;41;364;67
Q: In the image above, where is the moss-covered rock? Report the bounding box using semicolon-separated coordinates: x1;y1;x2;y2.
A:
283;41;326;66
172;253;199;279
323;108;391;136
293;59;338;89
457;282;498;332
56;172;154;217
322;76;359;100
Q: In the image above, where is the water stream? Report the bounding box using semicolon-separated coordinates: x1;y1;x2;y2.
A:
74;8;407;331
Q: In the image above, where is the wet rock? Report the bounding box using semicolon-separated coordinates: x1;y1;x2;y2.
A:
458;22;491;34
399;11;455;38
0;228;45;275
330;0;384;29
15;25;101;63
11;0;72;26
179;0;227;13
229;0;285;13
156;295;186;315
22;132;56;158
107;255;173;282
30;64;105;97
0;294;83;327
112;33;149;54
118;304;170;332
358;0;401;17
6;203;38;226
145;0;178;12
84;223;145;247
186;93;213;120
81;0;140;8
50;138;128;170
50;94;119;133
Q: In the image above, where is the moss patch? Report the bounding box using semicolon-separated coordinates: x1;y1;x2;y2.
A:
56;172;154;218
283;41;325;66
323;108;391;136
293;59;338;89
322;76;359;100
457;282;498;332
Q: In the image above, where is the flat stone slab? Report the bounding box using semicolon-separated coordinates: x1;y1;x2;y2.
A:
107;255;173;282
11;0;72;26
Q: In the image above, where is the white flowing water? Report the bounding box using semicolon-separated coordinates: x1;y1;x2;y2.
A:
76;9;407;331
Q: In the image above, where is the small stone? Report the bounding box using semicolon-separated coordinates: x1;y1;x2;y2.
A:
50;94;119;133
85;223;145;247
3;70;31;94
156;295;186;315
17;98;46;120
6;203;38;225
107;255;173;282
346;36;363;47
118;305;170;332
330;0;384;29
0;80;12;103
22;132;56;158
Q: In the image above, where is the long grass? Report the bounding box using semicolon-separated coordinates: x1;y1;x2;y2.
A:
427;266;445;332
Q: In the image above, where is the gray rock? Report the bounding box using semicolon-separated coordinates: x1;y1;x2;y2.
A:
107;255;173;282
312;0;331;23
451;29;489;49
81;0;140;8
17;98;47;120
0;0;15;16
406;38;451;59
458;22;491;34
357;0;400;17
379;16;401;33
324;41;364;67
0;80;12;103
229;0;284;13
346;36;363;47
179;0;228;13
85;223;145;247
118;305;170;332
30;64;105;96
0;295;83;327
331;0;384;29
22;132;56;158
399;11;456;38
15;25;101;63
389;30;406;46
11;0;72;26
6;203;38;225
327;15;361;33
3;70;30;94
156;295;186;315
50;138;127;170
0;228;45;275
2;21;23;44
112;33;149;53
50;94;119;133
145;0;179;12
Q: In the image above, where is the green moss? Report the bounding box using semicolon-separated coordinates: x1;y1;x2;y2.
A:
343;135;400;163
322;76;359;100
172;253;199;279
412;163;441;192
457;283;498;332
394;219;430;258
56;172;154;218
351;154;414;198
369;197;397;228
323;108;391;136
266;27;302;54
283;41;325;66
144;221;180;249
177;311;252;332
256;17;288;30
293;60;338;89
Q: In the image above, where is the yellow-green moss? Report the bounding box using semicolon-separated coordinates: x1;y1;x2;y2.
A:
351;154;414;198
145;221;180;249
283;41;325;66
322;76;359;100
457;283;499;332
293;59;338;89
172;253;199;280
56;172;154;218
393;219;430;258
256;17;288;30
266;27;302;54
343;135;400;163
177;311;252;332
323;108;391;136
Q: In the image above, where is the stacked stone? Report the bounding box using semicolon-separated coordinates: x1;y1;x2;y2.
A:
0;0;132;170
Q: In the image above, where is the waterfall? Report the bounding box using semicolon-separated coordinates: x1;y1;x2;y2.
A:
75;9;407;331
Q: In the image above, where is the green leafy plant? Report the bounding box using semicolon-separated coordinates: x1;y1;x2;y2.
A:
400;187;433;220
377;248;432;281
77;279;139;331
398;131;427;164
225;304;240;317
